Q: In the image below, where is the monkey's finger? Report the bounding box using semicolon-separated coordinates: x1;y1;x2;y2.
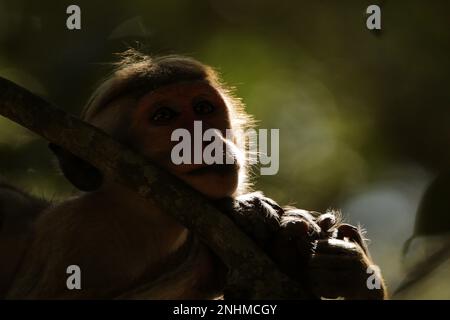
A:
316;213;336;232
281;219;310;239
336;224;358;240
314;239;361;256
336;224;368;254
281;219;323;258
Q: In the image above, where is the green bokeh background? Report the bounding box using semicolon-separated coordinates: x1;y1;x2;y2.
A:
0;0;449;296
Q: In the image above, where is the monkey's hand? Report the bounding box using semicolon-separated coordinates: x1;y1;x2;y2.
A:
214;192;323;253
213;192;285;248
214;193;387;300
309;224;387;300
214;193;323;297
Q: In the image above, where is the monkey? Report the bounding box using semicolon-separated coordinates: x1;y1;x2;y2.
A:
1;49;386;299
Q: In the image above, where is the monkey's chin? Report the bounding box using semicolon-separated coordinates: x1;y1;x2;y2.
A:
181;165;239;199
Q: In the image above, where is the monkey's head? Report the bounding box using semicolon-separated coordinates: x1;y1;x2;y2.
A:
52;50;254;199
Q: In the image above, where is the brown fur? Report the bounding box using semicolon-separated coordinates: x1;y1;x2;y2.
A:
2;50;386;299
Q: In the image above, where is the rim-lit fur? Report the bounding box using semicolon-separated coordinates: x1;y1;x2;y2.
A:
82;49;255;195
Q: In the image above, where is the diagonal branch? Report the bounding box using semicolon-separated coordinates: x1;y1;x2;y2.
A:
0;76;311;299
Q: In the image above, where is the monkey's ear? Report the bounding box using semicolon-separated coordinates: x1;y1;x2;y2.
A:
48;143;103;192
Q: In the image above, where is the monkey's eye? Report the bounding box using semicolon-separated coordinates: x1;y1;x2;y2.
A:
193;100;215;115
150;107;178;123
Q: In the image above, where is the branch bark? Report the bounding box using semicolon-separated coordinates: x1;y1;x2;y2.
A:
0;76;311;299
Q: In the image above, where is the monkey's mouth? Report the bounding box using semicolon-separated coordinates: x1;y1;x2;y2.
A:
188;163;237;176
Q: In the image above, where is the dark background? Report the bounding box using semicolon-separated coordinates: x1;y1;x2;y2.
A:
0;0;449;293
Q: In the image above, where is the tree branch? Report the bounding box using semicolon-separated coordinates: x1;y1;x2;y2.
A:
0;76;312;299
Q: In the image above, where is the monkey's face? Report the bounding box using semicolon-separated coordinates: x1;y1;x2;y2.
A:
129;81;241;199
